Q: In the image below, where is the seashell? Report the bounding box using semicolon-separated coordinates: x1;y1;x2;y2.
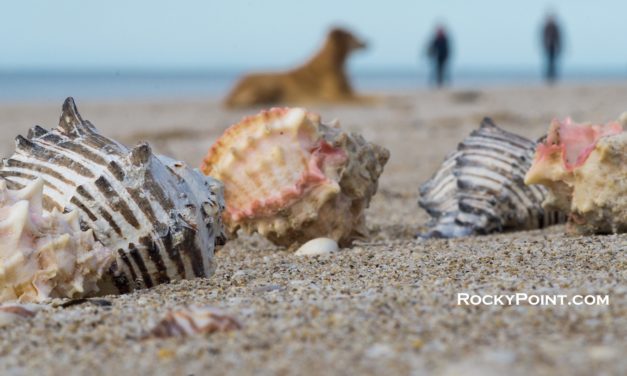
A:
0;97;225;294
0;304;42;327
418;118;564;238
147;306;241;338
525;116;626;234
0;178;114;303
201;107;389;248
294;237;339;256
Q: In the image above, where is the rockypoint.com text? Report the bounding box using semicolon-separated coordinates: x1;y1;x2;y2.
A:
457;293;609;306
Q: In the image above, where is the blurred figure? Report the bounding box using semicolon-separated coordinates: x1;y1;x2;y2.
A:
224;27;367;108
542;14;562;83
427;25;451;87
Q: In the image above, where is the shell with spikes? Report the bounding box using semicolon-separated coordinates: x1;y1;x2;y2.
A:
525;116;626;234
0;178;114;303
418;117;565;238
201;108;390;248
0;97;226;294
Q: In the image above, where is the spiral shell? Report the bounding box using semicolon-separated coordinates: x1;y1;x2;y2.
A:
201;108;389;248
419;118;564;238
0;178;114;302
525;116;626;234
0;98;225;294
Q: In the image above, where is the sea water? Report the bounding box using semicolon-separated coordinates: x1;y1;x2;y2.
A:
1;68;625;102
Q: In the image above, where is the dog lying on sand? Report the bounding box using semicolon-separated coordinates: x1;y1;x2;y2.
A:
224;28;367;108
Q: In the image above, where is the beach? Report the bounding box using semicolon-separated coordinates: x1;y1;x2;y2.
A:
0;83;625;375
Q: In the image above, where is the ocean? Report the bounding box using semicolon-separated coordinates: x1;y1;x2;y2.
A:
1;69;626;102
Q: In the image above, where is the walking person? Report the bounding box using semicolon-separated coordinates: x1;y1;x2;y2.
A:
542;14;562;83
427;25;451;87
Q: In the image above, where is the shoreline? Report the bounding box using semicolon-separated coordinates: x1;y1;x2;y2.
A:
2;74;627;104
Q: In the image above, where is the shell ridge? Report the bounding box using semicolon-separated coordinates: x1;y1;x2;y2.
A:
456;162;538;211
86;161;188;283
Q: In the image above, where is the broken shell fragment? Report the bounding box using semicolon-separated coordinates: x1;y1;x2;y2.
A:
147;306;241;338
0;98;225;294
201;108;389;248
0;304;42;327
0;178;114;303
525;117;626;234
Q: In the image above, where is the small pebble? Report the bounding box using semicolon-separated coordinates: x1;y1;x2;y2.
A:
587;346;617;361
294;237;339;256
364;343;394;359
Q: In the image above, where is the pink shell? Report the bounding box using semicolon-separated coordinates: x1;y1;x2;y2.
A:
535;117;622;171
202;108;389;247
525;117;626;234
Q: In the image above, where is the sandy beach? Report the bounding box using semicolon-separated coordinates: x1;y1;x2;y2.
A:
0;84;625;375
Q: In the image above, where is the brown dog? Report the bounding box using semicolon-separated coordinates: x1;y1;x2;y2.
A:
224;28;367;108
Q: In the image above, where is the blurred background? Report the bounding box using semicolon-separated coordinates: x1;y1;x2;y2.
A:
1;0;627;102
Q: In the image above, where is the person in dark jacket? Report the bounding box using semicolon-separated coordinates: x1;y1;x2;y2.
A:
427;25;450;87
542;15;562;83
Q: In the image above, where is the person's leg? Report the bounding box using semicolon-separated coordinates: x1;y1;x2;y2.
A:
547;50;557;83
549;58;555;82
436;60;444;87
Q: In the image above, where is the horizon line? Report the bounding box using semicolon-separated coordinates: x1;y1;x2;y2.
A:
1;65;626;75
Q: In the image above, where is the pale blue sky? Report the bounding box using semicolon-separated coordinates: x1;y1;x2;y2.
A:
1;0;626;72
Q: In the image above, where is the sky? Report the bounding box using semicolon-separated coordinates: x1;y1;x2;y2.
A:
1;0;626;73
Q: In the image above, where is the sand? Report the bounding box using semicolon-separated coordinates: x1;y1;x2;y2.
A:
0;84;625;375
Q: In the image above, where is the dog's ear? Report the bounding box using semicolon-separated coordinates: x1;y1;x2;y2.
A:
328;28;347;42
328;28;366;51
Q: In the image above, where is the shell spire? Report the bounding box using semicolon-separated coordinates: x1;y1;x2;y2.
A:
418;117;564;238
0;98;225;294
59;97;85;133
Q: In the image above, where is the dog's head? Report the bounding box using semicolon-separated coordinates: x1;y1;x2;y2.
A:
328;27;367;53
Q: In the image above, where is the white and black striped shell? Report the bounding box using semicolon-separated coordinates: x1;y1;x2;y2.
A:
0;98;225;294
418;118;563;238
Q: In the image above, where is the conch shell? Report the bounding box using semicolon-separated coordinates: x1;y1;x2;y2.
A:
0;98;225;294
201;108;389;247
0;178;113;303
525;116;626;234
419;118;564;238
